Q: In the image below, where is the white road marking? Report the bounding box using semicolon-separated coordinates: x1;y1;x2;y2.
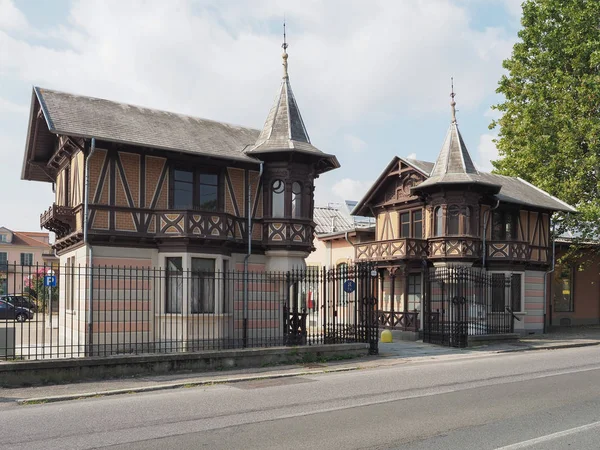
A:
495;420;600;449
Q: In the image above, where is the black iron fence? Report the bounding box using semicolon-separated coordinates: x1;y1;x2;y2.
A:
423;266;519;348
0;263;378;360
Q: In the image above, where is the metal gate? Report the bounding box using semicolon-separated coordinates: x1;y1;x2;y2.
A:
423;266;519;348
284;264;379;354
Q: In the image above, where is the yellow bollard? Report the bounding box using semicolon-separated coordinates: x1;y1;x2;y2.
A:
381;329;393;343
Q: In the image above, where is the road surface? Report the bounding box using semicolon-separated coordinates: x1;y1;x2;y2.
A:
2;346;600;449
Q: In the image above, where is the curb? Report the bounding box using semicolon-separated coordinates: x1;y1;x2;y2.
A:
495;341;600;354
16;366;360;405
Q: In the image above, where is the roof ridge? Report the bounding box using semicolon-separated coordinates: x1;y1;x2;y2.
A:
35;86;261;133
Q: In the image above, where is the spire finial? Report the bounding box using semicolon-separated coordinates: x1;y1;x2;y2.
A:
450;77;457;124
282;20;289;79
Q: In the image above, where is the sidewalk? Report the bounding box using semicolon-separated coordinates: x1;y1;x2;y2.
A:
3;331;599;405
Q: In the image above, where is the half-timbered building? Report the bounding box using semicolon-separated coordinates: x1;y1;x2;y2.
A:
353;94;576;336
20;43;339;353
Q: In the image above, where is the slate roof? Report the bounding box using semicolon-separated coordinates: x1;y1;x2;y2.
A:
244;53;339;172
33;87;261;163
410;157;576;212
414;121;501;191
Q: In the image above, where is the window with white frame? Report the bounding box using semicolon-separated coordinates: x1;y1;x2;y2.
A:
165;257;183;313
20;253;33;266
191;258;215;313
164;255;229;314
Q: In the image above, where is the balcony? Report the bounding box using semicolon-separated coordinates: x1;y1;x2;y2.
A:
156;210;244;241
263;218;314;249
486;241;530;261
355;238;428;262
428;236;482;260
40;204;75;238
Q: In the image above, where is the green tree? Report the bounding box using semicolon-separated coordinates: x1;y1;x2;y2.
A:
24;268;59;313
490;0;600;240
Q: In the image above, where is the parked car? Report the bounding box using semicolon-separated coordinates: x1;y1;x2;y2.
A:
0;300;34;322
0;294;38;313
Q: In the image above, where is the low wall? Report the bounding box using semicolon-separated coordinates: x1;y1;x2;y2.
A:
0;343;369;388
467;333;519;347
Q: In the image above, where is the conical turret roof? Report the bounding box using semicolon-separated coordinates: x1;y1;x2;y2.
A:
413;88;500;193
244;33;339;173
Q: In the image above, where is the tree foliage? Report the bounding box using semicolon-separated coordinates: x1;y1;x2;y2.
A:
490;0;600;240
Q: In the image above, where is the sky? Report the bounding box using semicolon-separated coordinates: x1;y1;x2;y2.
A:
0;0;524;233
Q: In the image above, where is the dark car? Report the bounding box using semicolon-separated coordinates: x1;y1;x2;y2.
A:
0;295;38;313
0;300;34;322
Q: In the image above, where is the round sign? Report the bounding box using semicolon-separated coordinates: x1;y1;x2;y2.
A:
343;280;356;294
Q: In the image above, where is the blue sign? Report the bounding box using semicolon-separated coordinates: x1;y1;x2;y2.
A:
343;280;356;294
44;275;56;287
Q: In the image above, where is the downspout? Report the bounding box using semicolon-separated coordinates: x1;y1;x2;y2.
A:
543;221;557;333
84;137;96;354
243;162;263;347
482;199;500;269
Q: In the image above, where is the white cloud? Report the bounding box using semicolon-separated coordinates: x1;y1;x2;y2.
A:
343;134;367;153
502;0;524;19
484;107;502;120
332;178;372;202
0;0;516;128
0;0;519;229
476;133;499;172
0;0;29;32
0;96;28;114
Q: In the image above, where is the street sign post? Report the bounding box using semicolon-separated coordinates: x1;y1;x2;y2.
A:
44;275;56;287
343;280;356;294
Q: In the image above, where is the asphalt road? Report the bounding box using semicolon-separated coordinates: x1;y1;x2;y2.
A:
2;346;600;449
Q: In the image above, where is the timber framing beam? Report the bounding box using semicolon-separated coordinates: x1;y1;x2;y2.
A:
47;136;84;170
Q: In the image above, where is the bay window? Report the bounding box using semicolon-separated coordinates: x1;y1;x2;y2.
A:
164;255;229;315
434;207;443;237
291;182;302;218
272;180;285;218
191;258;215;313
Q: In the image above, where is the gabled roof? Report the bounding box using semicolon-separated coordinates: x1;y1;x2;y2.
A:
22;87;262;181
352;156;429;216
0;229;51;248
244;47;339;174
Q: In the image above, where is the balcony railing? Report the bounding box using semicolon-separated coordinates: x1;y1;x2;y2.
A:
263;218;314;247
428;236;482;259
355;238;427;262
40;204;75;238
156;210;244;241
486;241;530;261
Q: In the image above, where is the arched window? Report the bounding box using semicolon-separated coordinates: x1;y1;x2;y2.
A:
447;205;460;235
291;182;302;218
272;180;285;217
464;206;472;235
434;207;443;237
